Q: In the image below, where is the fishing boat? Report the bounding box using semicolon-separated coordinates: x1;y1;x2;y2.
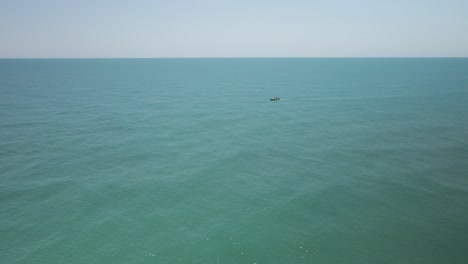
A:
270;97;280;101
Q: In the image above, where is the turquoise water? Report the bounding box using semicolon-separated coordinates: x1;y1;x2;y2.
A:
1;58;468;264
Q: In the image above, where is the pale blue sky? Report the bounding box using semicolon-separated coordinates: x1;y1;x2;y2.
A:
0;0;467;58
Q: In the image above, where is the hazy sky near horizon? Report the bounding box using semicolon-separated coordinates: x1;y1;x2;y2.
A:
1;0;467;58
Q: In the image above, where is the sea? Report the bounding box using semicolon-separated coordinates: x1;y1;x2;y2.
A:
1;58;467;264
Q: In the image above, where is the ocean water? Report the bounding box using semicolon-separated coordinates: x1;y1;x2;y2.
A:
1;58;467;264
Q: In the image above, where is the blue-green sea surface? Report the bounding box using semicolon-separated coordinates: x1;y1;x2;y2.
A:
1;58;468;264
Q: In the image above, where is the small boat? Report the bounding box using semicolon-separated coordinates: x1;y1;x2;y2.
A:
270;97;280;101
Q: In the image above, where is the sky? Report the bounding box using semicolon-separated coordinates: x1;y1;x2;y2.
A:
0;0;467;58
